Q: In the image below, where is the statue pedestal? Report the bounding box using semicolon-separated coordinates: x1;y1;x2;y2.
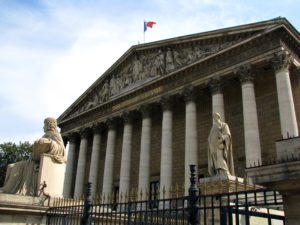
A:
0;193;49;225
37;154;66;197
199;175;257;195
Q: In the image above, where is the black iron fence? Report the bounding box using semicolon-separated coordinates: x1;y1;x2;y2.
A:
47;165;285;225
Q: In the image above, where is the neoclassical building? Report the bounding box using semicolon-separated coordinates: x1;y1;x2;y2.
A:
58;17;300;199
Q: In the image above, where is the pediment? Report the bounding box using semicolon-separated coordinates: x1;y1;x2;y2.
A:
58;17;299;123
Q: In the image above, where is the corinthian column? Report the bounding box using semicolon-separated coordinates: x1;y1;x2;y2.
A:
63;133;78;198
102;119;117;197
209;77;225;121
160;97;173;199
74;129;90;198
119;112;133;200
272;51;299;138
237;65;261;167
137;105;152;199
88;125;102;198
184;86;198;195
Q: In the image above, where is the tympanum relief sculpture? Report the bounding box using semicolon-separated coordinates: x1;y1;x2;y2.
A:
73;38;242;116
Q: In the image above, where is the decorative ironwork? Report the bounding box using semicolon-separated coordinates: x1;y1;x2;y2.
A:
47;165;285;225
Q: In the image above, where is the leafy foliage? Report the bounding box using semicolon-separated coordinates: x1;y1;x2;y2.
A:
0;142;32;186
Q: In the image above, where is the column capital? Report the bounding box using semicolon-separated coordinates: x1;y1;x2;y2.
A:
235;64;255;84
183;85;196;102
271;51;293;73
121;111;133;124
138;104;152;118
106;118;117;129
79;128;91;139
208;77;223;94
67;132;79;143
91;123;103;135
160;95;173;111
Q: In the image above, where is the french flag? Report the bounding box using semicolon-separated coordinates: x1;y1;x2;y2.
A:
144;21;156;32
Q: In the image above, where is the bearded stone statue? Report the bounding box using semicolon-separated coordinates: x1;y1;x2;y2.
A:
208;113;235;176
0;117;66;196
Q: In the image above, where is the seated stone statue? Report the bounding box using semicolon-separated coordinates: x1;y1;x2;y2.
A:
0;117;66;196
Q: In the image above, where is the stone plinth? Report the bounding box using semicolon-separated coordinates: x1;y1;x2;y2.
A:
199;175;256;195
0;193;48;225
38;154;66;197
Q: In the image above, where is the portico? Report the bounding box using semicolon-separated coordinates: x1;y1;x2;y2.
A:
58;18;300;199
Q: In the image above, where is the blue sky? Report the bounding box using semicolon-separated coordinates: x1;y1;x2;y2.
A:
0;0;299;143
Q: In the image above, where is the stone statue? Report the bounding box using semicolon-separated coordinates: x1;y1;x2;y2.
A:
208;113;235;176
153;49;164;76
165;48;174;72
0;117;66;196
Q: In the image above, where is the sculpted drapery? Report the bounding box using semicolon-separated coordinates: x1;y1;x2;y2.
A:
0;117;65;196
208;113;235;176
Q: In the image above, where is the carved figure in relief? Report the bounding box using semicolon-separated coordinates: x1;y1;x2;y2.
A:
139;55;148;80
165;48;174;72
100;80;109;102
132;55;142;82
208;113;235;176
109;75;118;96
0;117;66;196
124;71;132;87
194;46;206;59
85;93;99;109
186;47;196;63
116;75;123;92
173;49;183;67
153;49;164;76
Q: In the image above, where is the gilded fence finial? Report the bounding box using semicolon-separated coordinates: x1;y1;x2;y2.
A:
162;186;166;199
135;187;139;201
156;187;160;200
103;194;106;204
140;189;143;200
120;192;123;202
99;193;103;204
146;188;149;200
175;183;179;198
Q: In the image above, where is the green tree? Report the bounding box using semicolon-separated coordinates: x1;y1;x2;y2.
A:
0;142;32;186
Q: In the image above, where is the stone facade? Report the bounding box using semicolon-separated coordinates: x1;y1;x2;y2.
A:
58;17;300;199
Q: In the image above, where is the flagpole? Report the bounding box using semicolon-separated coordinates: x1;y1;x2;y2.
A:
143;20;145;43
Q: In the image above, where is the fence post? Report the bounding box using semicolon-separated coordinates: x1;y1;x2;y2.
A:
81;182;92;225
188;164;199;225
